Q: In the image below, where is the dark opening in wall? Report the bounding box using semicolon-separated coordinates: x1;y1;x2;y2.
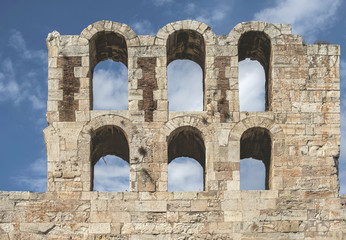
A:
166;30;205;111
89;32;128;110
90;125;129;191
167;126;205;191
240;127;272;190
238;31;272;111
167;60;203;111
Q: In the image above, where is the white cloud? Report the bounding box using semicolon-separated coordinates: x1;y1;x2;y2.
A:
29;157;47;174
0;59;20;103
8;30;25;48
184;3;196;15
15;158;47;192
240;158;266;190
210;9;226;22
0;80;20;101
0;30;46;111
152;0;172;6
93;155;129;192
254;0;341;41
191;2;230;26
93;60;128;110
132;20;155;35
29;95;46;110
167;60;203;111
239;59;265;111
168;157;203;191
9;30;47;62
3;57;14;73
0;58;45;109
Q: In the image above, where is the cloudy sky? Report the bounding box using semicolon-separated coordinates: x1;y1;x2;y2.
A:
0;0;345;194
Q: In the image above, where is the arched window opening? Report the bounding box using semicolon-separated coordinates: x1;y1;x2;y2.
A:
93;60;128;110
240;127;272;190
167;60;203;111
94;155;129;192
167;126;205;191
167;30;205;111
239;59;265;111
238;31;271;111
90;32;128;110
90;125;129;191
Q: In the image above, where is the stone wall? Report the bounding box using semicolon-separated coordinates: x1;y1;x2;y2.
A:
0;20;345;239
1;191;345;239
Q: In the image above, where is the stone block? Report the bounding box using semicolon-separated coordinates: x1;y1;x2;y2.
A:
89;223;111;234
191;200;208;211
0;201;14;211
134;201;167;212
224;211;242;222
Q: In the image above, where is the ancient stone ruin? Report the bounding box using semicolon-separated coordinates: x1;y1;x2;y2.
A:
0;20;345;239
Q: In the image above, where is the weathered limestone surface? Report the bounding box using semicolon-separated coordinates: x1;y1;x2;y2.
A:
0;20;345;239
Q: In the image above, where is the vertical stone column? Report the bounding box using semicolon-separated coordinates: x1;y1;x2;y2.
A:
46;31;62;124
45;34;89;192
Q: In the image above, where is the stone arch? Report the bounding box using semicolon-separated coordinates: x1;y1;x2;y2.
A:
80;20;139;70
77;114;134;191
157;115;215;191
80;21;139;110
80;21;139;69
229;116;285;190
230;116;284;141
228;21;292;45
155;20;216;46
228;22;292;111
155;20;216;111
167;125;205;191
80;20;139;45
240;127;271;189
158;115;214;143
167;126;205;168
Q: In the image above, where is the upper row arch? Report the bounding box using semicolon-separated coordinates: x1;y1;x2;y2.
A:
228;21;292;44
80;20;140;46
79;20;292;46
155;20;216;45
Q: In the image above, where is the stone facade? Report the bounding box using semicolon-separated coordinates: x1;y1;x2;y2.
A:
0;20;345;239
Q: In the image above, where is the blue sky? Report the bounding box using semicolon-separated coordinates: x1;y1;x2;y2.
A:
0;0;345;194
